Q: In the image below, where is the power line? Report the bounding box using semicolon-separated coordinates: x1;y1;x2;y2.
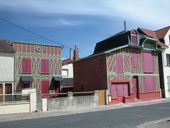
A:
0;17;90;56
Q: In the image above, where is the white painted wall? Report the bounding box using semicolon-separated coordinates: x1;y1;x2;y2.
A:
62;63;73;78
162;29;170;98
0;103;30;114
0;53;14;82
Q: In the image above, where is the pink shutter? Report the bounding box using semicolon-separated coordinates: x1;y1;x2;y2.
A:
131;49;138;67
41;80;49;94
116;53;123;74
123;84;128;97
117;85;124;97
111;85;117;98
143;52;153;73
22;58;31;73
144;76;155;92
41;59;49;74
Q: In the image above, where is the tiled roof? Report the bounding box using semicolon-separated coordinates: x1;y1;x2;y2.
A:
137;28;168;48
0;40;15;53
138;28;158;38
155;26;170;39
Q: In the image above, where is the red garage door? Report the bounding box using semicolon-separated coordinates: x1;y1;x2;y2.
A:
111;83;129;98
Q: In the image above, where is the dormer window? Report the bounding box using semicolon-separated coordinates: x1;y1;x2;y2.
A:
131;31;138;45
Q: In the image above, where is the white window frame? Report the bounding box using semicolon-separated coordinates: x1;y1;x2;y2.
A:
62;69;69;77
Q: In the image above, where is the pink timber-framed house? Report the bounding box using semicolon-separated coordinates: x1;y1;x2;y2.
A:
74;30;163;104
12;41;62;95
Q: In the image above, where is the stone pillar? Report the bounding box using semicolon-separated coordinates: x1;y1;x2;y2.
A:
68;91;73;108
30;91;37;112
106;89;110;105
94;90;98;106
42;98;47;111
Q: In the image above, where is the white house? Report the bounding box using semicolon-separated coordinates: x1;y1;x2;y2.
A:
61;46;79;92
160;27;170;98
0;40;15;96
138;26;170;98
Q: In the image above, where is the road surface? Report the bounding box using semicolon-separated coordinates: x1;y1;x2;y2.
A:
0;102;170;128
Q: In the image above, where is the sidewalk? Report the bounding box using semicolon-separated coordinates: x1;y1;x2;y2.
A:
0;98;170;123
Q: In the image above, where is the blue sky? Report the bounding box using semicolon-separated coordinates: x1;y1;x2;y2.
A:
0;0;169;58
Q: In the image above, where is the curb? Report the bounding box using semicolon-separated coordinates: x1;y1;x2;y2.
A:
0;98;170;123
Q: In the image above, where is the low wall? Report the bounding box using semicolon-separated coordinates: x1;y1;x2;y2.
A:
43;91;98;111
0;88;37;114
0;102;30;114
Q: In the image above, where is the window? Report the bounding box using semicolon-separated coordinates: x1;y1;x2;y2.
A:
166;54;170;67
22;58;31;74
41;59;49;74
167;76;170;92
131;49;138;67
116;53;123;74
144;76;155;92
62;69;68;77
41;80;49;94
143;52;153;73
143;42;156;50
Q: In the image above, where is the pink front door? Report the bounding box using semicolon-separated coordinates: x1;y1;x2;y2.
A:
132;77;139;99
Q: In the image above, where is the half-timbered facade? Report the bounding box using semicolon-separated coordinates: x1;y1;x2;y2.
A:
74;30;162;104
138;26;170;98
12;42;62;94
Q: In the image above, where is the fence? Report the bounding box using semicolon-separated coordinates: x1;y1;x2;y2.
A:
0;89;37;114
42;91;99;111
0;94;29;103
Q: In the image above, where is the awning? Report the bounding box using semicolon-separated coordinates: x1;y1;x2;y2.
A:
63;78;73;85
49;76;63;90
20;76;33;82
53;76;63;82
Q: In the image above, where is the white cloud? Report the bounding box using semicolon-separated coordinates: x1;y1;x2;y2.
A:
0;0;169;27
19;18;79;27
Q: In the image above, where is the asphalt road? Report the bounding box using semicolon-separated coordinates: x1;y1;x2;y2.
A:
0;102;170;128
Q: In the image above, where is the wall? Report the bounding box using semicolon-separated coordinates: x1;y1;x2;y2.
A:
0;89;37;114
162;29;170;98
62;63;73;78
43;91;98;111
0;103;30;114
106;48;160;104
12;42;62;92
74;54;107;91
0;53;14;82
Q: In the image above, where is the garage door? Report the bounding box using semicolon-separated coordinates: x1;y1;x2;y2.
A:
111;83;129;98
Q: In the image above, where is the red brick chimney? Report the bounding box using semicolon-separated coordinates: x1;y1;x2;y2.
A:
73;45;79;61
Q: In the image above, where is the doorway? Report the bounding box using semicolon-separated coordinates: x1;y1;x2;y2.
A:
132;76;139;99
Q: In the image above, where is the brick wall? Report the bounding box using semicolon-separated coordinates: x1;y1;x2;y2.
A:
74;54;107;91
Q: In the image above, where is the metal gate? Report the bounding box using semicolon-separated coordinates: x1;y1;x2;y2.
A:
98;90;106;105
